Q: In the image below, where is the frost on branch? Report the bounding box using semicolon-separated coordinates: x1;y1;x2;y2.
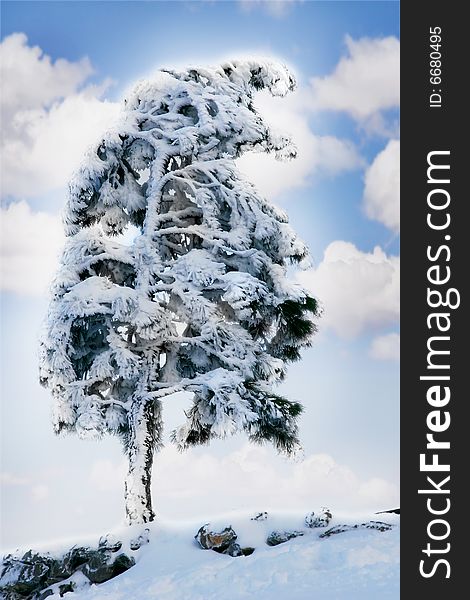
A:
39;58;319;523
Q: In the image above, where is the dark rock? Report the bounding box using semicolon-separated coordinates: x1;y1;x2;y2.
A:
266;530;304;547
365;521;394;532
376;508;400;515
61;547;93;575
319;525;354;538
195;525;237;552
47;556;74;585
319;520;394;539
0;551;54;598
110;554;135;578
1;543;135;599
305;508;332;529
195;525;253;558
59;581;75;597
251;512;268;521
98;534;122;553
130;528;150;551
80;550;109;584
214;542;255;558
221;541;243;557
81;550;135;584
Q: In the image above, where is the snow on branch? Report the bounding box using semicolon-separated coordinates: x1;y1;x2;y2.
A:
40;58;319;523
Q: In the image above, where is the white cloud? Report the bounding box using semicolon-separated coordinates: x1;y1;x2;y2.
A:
0;201;64;296
310;36;399;135
370;333;400;362
0;32;93;118
0;33;368;203
297;241;399;338
157;444;398;513
89;444;398;515
237;89;364;198
2;93;120;198
363;140;400;233
0;33;120;199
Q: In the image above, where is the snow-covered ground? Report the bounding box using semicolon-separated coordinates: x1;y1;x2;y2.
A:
13;510;399;599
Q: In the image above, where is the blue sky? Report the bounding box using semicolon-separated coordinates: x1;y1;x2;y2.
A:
2;1;398;83
1;0;400;548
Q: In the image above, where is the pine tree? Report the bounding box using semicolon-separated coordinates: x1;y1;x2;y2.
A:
39;59;319;525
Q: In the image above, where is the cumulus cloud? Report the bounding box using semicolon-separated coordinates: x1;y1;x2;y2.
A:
297;241;399;338
237;89;364;198
310;36;399;135
89;443;398;515
1;32;93;117
370;333;400;362
363;140;400;233
0;201;64;295
0;33;120;199
0;33;366;203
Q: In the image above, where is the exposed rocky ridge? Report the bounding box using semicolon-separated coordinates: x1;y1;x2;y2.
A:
0;536;136;599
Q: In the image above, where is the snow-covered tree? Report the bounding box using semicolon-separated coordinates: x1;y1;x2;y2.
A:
39;59;319;525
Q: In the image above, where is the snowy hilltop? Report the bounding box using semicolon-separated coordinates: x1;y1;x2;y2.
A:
1;509;399;599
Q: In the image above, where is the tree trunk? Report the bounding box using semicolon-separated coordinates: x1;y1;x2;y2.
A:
124;398;160;525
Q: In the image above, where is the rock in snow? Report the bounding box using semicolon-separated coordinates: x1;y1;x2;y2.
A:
194;525;253;557
194;524;238;552
304;507;332;529
0;537;135;599
319;521;394;539
98;534;122;553
251;511;269;521
266;530;305;546
81;552;134;585
129;529;150;552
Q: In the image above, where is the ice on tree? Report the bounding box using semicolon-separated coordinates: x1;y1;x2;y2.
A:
39;58;319;525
